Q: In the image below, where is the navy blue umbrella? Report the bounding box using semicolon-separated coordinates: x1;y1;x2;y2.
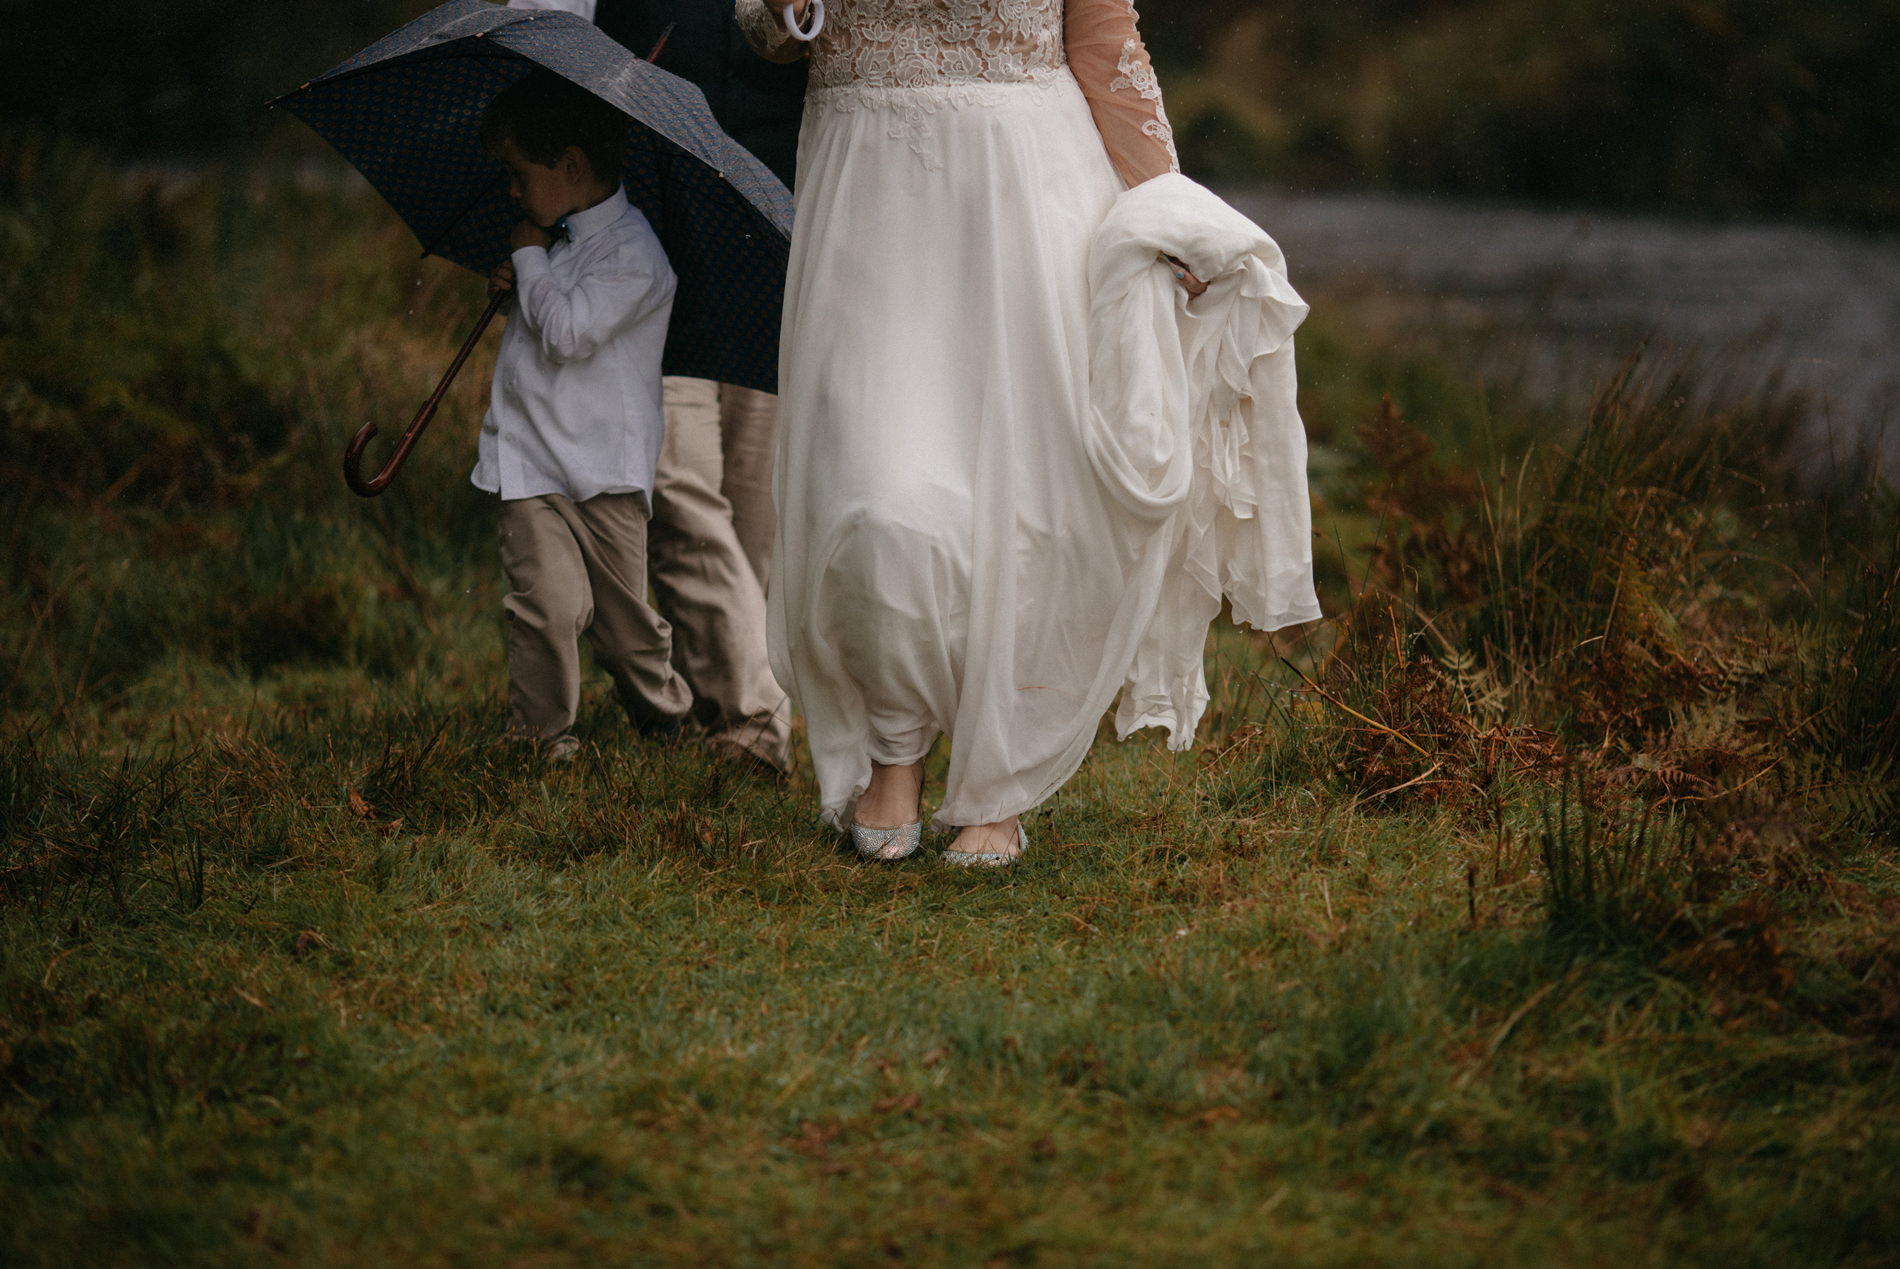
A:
274;0;792;493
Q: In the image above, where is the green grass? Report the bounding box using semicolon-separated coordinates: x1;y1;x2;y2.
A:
4;681;1898;1265
4;135;1900;1264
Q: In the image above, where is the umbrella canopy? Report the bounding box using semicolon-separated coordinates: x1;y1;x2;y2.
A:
275;0;791;393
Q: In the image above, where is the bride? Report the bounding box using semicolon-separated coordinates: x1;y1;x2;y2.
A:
739;0;1317;864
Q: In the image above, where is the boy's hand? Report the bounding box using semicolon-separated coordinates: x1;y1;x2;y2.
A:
488;259;517;300
510;218;555;253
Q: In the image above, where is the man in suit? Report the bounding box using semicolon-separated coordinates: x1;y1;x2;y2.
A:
513;0;803;190
596;0;804;189
510;0;804;775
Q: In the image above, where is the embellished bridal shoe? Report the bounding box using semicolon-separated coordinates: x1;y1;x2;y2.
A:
940;822;1027;868
849;760;925;861
849;820;923;862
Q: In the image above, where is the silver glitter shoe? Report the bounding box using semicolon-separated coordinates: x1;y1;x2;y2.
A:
849;820;922;861
940;822;1027;868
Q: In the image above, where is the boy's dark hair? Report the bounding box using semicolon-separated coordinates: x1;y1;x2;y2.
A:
481;68;628;184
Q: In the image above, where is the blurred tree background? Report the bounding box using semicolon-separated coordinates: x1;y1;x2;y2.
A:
3;0;1896;222
1140;0;1900;224
0;0;435;156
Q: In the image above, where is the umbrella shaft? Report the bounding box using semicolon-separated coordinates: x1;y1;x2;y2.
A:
345;288;508;497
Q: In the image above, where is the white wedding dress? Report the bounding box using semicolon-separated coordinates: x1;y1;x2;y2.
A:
739;0;1318;829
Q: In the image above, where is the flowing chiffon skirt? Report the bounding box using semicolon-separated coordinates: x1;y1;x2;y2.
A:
768;72;1171;828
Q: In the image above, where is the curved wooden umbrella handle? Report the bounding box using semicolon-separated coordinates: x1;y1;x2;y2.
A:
344;288;509;498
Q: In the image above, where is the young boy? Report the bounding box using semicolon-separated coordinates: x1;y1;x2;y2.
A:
474;69;691;761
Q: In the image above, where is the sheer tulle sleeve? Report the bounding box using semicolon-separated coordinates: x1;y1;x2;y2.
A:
1064;0;1179;188
735;0;808;63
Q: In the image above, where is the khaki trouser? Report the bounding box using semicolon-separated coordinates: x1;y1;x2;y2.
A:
498;492;692;741
650;377;791;769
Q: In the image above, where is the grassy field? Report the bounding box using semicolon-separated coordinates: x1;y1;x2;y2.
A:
3;136;1900;1264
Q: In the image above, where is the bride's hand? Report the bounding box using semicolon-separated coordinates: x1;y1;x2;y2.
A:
1165;255;1208;297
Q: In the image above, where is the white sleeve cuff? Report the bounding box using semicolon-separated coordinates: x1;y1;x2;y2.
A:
511;245;553;281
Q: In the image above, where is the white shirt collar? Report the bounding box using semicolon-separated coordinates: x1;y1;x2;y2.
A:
563;185;630;246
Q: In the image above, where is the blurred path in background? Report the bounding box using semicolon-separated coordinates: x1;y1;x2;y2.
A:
1228;188;1900;478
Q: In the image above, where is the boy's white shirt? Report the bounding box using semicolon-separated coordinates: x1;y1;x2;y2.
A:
472;187;677;507
504;0;598;19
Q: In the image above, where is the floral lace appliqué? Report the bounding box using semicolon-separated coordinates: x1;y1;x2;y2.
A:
1108;36;1178;171
806;0;1066;95
735;0;795;59
767;0;1072;167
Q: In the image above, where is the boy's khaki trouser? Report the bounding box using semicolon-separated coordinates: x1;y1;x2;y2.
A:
650;377;791;771
499;492;692;742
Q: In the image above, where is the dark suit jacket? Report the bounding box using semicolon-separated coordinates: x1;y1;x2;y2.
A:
596;0;807;189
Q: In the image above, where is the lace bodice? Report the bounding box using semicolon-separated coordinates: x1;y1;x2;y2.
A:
808;0;1064;93
737;0;1178;185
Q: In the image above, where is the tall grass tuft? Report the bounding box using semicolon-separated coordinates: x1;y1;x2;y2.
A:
1799;503;1900;838
1538;771;1697;950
